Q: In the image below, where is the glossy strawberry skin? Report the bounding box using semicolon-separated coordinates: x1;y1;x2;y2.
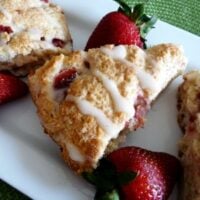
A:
0;73;28;105
85;11;143;50
54;68;77;89
107;147;181;200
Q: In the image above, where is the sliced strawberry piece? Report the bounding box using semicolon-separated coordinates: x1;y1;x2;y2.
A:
0;73;28;105
125;95;149;130
52;38;66;48
0;25;13;34
134;95;149;129
54;68;77;89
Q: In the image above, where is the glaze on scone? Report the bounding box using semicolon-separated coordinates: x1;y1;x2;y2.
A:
178;71;200;200
29;44;187;173
0;0;72;76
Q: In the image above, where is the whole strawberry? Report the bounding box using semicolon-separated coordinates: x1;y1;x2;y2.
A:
83;146;181;200
0;72;28;105
85;0;157;50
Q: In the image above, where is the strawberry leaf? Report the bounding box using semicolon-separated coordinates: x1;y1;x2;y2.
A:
82;171;97;185
83;157;138;200
139;15;157;38
83;171;115;191
114;0;132;16
131;4;144;22
117;171;137;185
95;189;120;200
82;158;117;192
95;159;117;183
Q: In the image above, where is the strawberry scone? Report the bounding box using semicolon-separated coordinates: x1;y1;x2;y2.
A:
29;43;187;173
0;0;72;76
178;71;200;200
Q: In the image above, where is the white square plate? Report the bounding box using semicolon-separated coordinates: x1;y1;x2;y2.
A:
0;0;200;199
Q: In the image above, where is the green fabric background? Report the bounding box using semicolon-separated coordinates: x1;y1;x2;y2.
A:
0;0;199;199
126;0;200;36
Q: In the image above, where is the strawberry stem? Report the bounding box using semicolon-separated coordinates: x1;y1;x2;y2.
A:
95;189;120;200
139;15;157;37
114;0;132;16
117;171;137;185
113;0;157;48
130;4;144;22
82;158;137;200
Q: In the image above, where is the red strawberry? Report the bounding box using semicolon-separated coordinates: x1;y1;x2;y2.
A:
54;68;77;89
0;72;28;105
108;147;180;200
85;1;157;50
83;146;181;200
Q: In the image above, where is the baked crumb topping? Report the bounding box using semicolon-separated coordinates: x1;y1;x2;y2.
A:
29;43;187;173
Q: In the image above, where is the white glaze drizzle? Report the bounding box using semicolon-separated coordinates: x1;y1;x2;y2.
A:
92;69;135;118
66;95;124;140
65;142;85;163
136;68;159;91
48;55;66;102
64;46;138;149
100;46;160;99
64;46;159;161
100;45;127;60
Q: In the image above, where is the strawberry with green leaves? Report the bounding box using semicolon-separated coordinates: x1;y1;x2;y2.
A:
85;0;157;50
83;146;181;200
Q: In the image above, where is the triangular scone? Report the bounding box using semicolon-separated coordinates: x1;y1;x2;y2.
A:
29;44;187;173
0;0;72;76
178;71;200;199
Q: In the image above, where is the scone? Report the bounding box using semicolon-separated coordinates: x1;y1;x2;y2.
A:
0;0;72;76
29;44;187;173
178;71;200;200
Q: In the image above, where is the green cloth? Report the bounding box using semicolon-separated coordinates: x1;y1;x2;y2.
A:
0;0;199;200
0;181;29;200
125;0;200;36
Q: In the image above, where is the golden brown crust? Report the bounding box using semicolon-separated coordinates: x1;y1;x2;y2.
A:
0;0;72;75
178;71;200;199
29;44;187;173
178;71;200;131
29;50;138;172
